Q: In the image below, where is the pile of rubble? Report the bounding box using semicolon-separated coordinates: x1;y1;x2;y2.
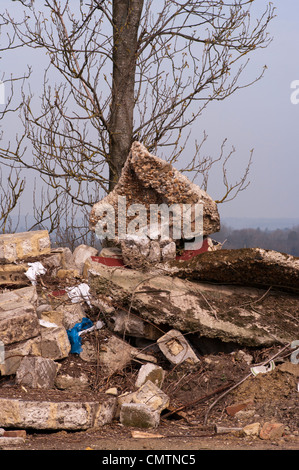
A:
0;142;298;448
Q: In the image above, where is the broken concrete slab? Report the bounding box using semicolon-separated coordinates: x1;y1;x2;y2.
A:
171;247;299;294
16;356;60;389
0;287;40;346
89;141;220;267
88;262;298;347
0;285;38;306
157;329;200;365
0;396;116;430
0;230;51;264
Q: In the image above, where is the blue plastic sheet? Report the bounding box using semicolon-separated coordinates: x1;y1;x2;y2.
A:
67;317;93;354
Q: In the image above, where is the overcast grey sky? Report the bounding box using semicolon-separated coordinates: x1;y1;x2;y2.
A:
1;0;299;225
200;0;299;221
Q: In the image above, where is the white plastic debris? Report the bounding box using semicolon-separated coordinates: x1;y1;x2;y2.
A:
78;320;105;336
39;319;59;328
250;360;275;376
66;283;91;307
25;262;47;285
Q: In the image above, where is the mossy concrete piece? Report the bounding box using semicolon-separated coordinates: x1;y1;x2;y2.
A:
120;403;160;429
0;396;116;430
88;262;297;347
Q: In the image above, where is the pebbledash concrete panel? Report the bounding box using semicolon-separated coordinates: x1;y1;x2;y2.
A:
0;230;51;263
0;396;117;430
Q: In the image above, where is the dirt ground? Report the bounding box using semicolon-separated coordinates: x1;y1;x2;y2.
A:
1;344;298;451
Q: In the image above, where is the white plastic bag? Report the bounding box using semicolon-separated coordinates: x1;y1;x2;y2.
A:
66;283;91;307
25;262;47;285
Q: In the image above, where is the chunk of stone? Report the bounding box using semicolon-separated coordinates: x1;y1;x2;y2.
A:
135;363;165;389
0;337;42;376
57;268;80;279
73;244;98;274
120;403;160;429
16;356;60;389
161;242;176;262
0;230;51;263
55;372;89;391
0;287;39;346
58;303;86;330
111;310;161;340
50;246;77;270
133;381;169;412
105;387;118;396
242;422;261;437
38;324;71;360
0;437;26;447
99;247;123;258
116;381;169;420
157;329;199;365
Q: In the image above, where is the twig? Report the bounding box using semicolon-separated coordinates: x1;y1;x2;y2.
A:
231;286;272;310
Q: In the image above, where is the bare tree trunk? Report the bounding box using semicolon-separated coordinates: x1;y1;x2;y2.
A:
109;0;144;190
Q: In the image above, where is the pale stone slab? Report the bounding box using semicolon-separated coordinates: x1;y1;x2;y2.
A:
0;397;116;430
0;287;40;346
0;230;51;263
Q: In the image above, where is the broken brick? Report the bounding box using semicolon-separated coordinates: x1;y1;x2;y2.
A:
226;400;254;417
259;422;285;440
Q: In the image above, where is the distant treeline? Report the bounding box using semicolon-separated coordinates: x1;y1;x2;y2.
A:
212;225;299;257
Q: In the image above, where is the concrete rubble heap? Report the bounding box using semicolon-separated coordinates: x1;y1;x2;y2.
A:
89;141;220;268
0;142;298;445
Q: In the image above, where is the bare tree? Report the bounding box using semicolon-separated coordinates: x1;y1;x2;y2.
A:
0;0;275;234
0;15;30;232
